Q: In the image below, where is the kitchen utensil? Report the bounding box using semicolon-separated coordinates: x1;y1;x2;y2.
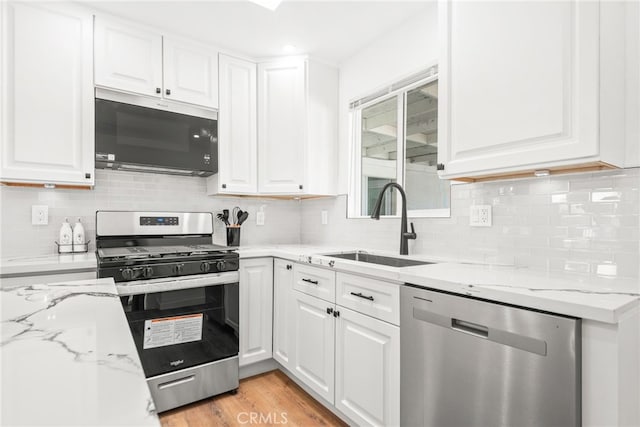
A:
216;213;228;225
236;209;244;225
237;211;249;226
232;207;240;224
223;209;230;225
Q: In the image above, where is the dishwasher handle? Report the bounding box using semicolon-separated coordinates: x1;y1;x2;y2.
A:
412;306;547;356
451;318;488;338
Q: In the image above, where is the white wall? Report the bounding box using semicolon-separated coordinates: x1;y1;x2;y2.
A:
337;4;438;194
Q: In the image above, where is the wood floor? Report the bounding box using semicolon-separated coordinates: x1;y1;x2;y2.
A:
159;370;348;427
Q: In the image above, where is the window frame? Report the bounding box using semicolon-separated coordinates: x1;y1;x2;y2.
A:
347;68;450;219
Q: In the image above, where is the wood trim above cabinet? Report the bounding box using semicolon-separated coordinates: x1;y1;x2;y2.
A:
449;161;618;183
1;181;93;190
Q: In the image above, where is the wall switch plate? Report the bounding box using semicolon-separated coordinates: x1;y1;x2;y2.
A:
470;205;492;227
32;205;49;225
256;211;265;226
321;210;328;225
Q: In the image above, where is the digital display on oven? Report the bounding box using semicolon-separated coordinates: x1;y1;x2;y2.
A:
140;216;179;226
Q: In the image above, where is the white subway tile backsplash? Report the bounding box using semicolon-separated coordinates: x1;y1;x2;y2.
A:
1;170;301;257
301;168;640;279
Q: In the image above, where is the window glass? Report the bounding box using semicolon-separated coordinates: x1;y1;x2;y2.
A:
360;96;398;216
404;81;450;211
349;73;450;218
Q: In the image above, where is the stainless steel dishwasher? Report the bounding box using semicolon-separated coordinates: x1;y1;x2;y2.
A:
401;284;580;427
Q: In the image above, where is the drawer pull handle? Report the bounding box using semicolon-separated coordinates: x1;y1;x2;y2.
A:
158;375;195;390
350;292;374;301
302;278;319;285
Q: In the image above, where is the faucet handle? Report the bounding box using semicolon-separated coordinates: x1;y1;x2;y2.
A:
406;222;417;240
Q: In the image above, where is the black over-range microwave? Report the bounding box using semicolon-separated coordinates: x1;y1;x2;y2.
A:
95;89;218;177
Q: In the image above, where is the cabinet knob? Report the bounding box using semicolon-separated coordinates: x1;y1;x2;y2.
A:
156;87;161;94
166;89;171;96
286;264;292;270
326;307;333;315
222;184;227;189
299;184;303;190
436;163;445;171
85;173;91;179
333;310;340;318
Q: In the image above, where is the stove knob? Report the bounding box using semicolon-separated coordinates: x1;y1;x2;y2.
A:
172;264;184;275
121;268;134;281
143;267;154;278
200;262;211;273
216;260;226;271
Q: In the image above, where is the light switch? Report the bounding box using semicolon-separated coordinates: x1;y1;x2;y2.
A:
32;205;49;225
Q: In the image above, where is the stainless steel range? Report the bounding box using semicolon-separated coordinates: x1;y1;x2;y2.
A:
96;211;239;413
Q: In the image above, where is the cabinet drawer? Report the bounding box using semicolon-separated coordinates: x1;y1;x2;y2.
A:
293;263;335;302
336;273;399;325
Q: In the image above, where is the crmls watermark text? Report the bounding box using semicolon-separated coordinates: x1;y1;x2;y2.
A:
236;412;288;424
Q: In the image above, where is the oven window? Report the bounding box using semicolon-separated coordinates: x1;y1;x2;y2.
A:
121;283;239;378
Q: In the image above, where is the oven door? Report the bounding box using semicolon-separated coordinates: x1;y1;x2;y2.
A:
121;282;238;378
95;95;218;176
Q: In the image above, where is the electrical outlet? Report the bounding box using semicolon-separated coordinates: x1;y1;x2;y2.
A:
32;205;49;225
470;205;492;227
321;210;328;225
256;211;265;226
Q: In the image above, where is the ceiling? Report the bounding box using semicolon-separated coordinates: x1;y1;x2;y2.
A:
84;0;432;64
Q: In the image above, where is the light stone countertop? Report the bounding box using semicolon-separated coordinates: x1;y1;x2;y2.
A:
2;245;638;324
238;245;640;324
0;252;97;276
0;277;160;427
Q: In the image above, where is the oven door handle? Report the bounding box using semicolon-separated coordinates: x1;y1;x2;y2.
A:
116;271;239;296
157;374;196;390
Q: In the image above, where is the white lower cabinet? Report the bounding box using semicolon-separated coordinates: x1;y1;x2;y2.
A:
335;307;400;427
274;260;400;426
273;259;295;370
292;290;336;403
239;258;273;367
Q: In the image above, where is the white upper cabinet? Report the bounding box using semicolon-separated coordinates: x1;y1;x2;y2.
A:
210;54;258;194
258;58;306;194
1;2;95;187
257;57;338;195
438;0;625;180
94;16;219;109
94;17;162;97
163;37;218;108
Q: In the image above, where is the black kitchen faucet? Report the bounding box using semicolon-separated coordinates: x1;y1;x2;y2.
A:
370;182;417;255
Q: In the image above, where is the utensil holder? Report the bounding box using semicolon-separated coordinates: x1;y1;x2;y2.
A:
226;227;240;247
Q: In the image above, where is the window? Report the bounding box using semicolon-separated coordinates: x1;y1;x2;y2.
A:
348;68;450;218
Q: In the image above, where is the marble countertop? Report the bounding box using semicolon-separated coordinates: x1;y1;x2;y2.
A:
238;245;640;324
0;277;159;426
0;253;97;276
3;245;638;324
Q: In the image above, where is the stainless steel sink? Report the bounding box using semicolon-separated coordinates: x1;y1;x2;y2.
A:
324;251;434;268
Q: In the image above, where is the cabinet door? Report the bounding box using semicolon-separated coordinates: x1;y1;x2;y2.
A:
0;2;95;186
217;55;257;193
257;58;306;194
239;258;273;367
293;290;334;403
438;1;600;178
163;38;218;108
94;17;162;97
335;307;400;427
273;259;295;370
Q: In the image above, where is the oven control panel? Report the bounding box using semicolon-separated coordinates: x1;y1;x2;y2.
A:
140;216;179;226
